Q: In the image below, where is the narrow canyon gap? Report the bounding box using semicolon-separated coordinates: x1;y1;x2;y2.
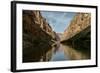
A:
22;10;91;63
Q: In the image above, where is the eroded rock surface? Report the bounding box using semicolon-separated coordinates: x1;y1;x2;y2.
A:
23;10;56;62
61;13;91;49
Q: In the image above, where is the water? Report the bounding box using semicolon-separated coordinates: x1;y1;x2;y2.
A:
50;44;70;61
23;42;90;63
50;43;90;61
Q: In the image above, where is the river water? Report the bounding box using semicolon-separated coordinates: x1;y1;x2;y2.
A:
50;43;90;61
23;42;90;62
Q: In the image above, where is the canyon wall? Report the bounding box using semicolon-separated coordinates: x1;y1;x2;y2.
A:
23;10;56;62
61;13;91;41
61;13;91;49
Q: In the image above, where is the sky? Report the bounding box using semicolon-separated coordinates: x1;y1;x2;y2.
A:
41;11;76;33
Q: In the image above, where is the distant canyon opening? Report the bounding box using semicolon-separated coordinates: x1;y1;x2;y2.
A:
23;10;91;63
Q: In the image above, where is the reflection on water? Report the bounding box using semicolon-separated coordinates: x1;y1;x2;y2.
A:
50;44;70;61
62;44;90;60
23;42;90;63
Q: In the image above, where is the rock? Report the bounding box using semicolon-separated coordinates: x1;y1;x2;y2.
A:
61;13;91;49
23;10;56;62
62;13;91;41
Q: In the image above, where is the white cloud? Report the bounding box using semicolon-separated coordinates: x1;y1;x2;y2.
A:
41;11;76;33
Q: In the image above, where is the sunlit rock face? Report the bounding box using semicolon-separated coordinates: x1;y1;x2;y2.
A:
23;10;56;62
62;13;91;41
61;13;91;50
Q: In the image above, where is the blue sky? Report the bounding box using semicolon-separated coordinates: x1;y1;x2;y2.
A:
41;11;76;33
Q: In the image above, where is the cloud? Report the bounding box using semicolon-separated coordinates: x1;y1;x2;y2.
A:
41;11;76;33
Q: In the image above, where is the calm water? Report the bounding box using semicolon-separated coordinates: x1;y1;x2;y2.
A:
23;42;90;62
50;43;90;61
50;44;70;61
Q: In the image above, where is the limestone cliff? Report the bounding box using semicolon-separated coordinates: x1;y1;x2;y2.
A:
23;10;56;62
61;13;91;49
62;13;91;41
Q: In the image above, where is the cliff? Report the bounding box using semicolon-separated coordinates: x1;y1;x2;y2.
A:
61;13;91;41
23;10;56;62
61;13;91;49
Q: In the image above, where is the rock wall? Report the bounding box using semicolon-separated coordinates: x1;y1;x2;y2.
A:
23;10;55;38
62;13;91;41
23;10;56;62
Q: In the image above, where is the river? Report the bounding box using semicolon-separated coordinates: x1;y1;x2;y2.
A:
51;43;90;61
23;42;90;62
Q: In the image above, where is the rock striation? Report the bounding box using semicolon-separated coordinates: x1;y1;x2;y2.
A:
23;10;56;62
62;13;91;41
61;13;91;49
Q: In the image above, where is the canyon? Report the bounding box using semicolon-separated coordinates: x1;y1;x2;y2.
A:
23;11;91;62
